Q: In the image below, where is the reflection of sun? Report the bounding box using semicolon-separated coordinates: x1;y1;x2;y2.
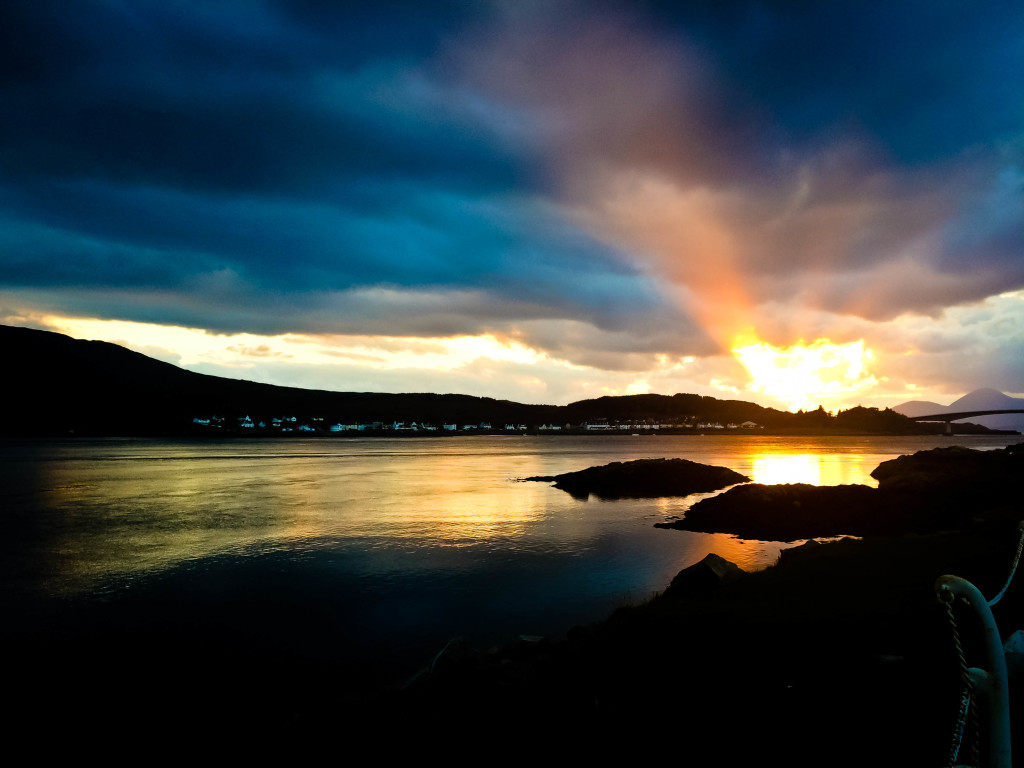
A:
732;336;878;412
752;454;820;485
750;452;877;486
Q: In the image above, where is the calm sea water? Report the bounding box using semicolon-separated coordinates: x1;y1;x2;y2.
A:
1;434;1018;672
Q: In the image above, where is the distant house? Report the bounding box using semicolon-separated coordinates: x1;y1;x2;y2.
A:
741;421;760;429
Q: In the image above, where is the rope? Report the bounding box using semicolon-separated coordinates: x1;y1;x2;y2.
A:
429;636;462;672
941;590;980;768
987;521;1024;607
936;520;1022;767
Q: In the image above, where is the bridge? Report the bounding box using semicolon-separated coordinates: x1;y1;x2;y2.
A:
908;409;1024;435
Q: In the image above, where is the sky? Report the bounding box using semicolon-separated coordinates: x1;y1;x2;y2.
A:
1;0;1022;411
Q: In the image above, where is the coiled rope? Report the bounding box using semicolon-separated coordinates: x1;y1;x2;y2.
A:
941;521;1023;768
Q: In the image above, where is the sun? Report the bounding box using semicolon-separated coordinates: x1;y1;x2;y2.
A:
732;337;878;412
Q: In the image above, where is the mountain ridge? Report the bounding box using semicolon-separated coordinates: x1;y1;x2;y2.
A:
893;388;1024;431
1;324;1008;437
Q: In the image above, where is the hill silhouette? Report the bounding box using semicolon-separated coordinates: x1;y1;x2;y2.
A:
0;324;999;437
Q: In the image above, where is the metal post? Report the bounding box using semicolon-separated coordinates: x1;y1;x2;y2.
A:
936;575;1012;768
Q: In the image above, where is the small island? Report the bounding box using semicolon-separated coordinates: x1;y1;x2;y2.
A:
522;457;749;499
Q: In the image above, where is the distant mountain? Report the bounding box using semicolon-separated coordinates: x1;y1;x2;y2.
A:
0;324;998;437
889;400;946;418
894;388;1024;431
949;388;1024;411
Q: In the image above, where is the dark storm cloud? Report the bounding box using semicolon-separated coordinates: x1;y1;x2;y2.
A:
0;173;665;331
0;2;521;196
453;1;1024;325
1;0;1022;370
1;0;693;359
643;0;1024;163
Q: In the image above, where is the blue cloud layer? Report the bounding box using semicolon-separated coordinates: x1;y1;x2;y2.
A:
1;0;1021;369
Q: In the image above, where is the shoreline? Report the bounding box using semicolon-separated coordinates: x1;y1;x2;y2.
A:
3;425;1020;439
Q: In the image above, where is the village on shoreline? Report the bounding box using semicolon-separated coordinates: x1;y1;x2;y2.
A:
190;414;767;435
188;412;1018;437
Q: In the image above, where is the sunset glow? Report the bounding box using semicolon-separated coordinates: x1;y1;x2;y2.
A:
44;315;547;372
0;2;1021;408
732;338;879;412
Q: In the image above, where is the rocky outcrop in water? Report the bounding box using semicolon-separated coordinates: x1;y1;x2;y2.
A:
656;483;879;541
872;443;1022;501
656;443;1024;540
523;457;749;500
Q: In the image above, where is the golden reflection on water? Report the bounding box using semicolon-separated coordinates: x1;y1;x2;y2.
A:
750;452;874;486
365;453;549;545
12;436;924;599
31;449;554;596
40;460;301;595
679;532;794;573
651;494;793;571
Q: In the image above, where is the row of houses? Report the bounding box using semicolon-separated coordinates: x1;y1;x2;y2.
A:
583;419;761;431
193;416;531;432
193;415;762;432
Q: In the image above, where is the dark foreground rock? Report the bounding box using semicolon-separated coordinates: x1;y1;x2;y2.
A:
382;524;1023;765
523;457;749;499
662;552;747;597
658;443;1024;540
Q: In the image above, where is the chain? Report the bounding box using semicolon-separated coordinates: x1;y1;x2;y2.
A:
941;591;980;767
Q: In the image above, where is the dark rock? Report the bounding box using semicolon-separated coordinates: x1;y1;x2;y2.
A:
524;457;749;500
656;483;880;541
663;553;747;598
870;443;1024;531
655;443;1024;541
872;443;1022;499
